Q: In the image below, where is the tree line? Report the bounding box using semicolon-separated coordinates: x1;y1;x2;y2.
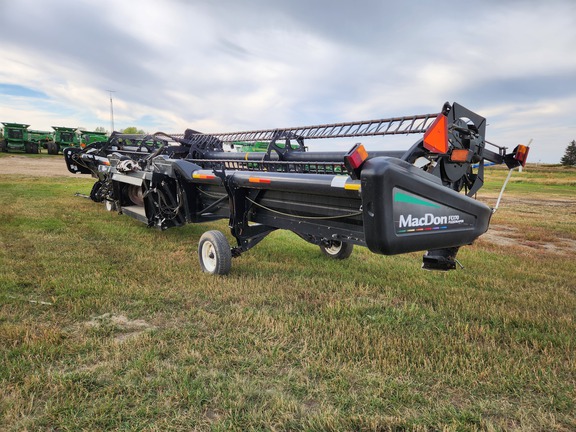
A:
561;140;576;166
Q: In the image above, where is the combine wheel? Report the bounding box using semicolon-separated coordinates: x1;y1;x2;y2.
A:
30;143;39;154
47;142;58;155
198;230;232;275
320;241;354;260
0;140;6;152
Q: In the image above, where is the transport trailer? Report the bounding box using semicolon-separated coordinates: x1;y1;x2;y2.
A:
65;102;529;274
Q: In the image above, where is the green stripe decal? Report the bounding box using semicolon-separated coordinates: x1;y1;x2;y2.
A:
394;191;441;208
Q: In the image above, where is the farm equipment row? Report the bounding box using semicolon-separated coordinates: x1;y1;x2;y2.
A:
64;102;529;275
0;123;107;154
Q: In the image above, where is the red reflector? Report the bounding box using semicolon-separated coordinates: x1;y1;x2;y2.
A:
249;177;271;184
343;143;369;179
423;114;448;154
514;144;530;167
345;143;368;169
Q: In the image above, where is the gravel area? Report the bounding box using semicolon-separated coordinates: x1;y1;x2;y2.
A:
0;155;79;177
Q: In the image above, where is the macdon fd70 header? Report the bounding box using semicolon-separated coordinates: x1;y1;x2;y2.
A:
64;102;529;275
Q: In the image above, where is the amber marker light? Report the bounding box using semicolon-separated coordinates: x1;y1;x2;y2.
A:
450;149;471;163
344;143;369;179
249;177;271;184
192;173;216;180
514;144;530;167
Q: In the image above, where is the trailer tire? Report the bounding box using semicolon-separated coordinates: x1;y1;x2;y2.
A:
198;230;232;275
320;241;354;260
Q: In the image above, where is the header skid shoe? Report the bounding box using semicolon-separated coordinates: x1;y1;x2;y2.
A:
422;247;460;271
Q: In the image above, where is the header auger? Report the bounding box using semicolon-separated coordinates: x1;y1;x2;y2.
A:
64;102;529;274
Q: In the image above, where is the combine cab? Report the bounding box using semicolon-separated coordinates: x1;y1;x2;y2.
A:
65;102;529;274
0;123;40;153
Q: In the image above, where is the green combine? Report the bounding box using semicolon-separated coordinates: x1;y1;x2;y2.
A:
29;129;55;151
0;122;40;153
79;130;108;148
47;126;80;154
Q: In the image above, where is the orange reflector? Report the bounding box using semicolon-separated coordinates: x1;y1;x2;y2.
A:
345;143;368;169
103;161;110;166
450;149;470;163
344;143;369;180
193;173;216;180
249;177;271;184
423;114;448;154
514;144;530;167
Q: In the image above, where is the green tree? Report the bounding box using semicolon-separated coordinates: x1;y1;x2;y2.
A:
122;126;145;134
94;126;107;133
560;140;576;166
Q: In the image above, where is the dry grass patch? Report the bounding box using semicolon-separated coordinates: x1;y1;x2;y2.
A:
82;313;157;342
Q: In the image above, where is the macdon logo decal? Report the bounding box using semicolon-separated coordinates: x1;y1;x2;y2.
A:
399;213;464;229
393;189;474;233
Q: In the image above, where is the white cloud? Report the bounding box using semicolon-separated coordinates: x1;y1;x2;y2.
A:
0;0;575;162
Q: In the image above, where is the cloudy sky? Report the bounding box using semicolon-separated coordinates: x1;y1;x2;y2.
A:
1;0;575;163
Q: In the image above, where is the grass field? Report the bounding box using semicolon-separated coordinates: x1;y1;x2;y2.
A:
1;159;575;431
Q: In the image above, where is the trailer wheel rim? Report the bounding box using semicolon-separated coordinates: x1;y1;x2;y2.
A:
201;241;217;273
105;200;115;212
320;241;353;260
324;241;343;256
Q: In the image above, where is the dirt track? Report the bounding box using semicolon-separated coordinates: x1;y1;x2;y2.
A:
0;155;78;177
